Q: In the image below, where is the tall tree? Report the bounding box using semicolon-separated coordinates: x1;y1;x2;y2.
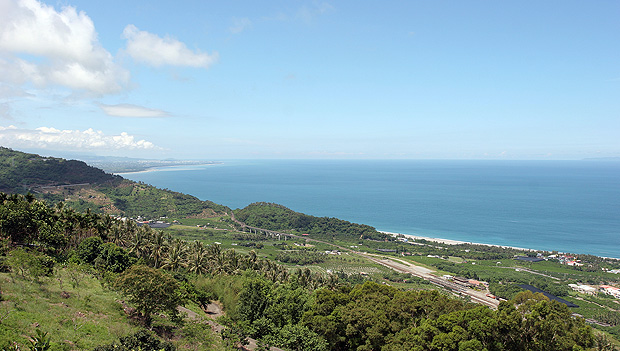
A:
115;265;184;327
186;241;208;276
149;231;168;269
162;238;186;272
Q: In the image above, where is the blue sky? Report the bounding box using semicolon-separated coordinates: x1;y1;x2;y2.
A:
0;0;618;160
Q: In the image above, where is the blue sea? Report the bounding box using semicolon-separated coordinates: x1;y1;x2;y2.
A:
120;160;620;258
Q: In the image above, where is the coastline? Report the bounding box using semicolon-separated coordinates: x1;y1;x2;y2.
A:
119;160;620;259
380;231;537;252
381;231;620;260
115;162;220;175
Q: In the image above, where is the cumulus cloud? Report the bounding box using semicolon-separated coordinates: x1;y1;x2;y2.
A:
0;125;158;150
0;0;129;95
99;103;169;118
122;25;218;68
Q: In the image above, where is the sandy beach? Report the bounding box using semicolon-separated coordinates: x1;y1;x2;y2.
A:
115;162;219;175
380;231;536;252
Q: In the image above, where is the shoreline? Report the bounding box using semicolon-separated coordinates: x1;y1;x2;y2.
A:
380;231;540;253
381;231;620;260
115;162;619;260
115;162;220;175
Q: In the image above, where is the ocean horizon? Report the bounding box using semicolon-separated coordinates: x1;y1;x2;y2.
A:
120;159;620;259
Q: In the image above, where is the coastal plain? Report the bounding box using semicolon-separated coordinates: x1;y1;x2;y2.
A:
2;148;620;349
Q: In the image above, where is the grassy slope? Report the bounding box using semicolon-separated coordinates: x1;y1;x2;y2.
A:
0;267;222;351
0;267;139;350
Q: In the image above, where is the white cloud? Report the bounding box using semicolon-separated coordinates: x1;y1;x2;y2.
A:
122;25;218;68
0;103;12;120
0;82;33;99
0;125;158;150
298;2;334;22
265;3;334;23
0;0;129;95
230;18;252;34
99;103;169;118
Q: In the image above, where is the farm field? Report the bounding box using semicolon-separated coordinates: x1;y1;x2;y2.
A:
157;216;620;343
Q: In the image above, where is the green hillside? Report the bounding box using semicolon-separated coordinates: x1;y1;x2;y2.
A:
0;192;606;351
0;148;618;350
234;202;388;241
0;147;115;192
0;147;228;219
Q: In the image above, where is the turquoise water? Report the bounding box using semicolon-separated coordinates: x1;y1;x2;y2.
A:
120;160;620;258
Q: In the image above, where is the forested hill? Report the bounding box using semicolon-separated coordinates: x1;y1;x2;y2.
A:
0;147;115;192
0;147;228;219
0;192;599;350
234;202;389;241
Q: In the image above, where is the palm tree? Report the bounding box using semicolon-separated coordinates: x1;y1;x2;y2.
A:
223;249;243;274
129;228;148;259
325;272;339;290
95;214;114;240
187;241;209;276
149;231;168;268
293;268;314;288
54;201;65;214
261;260;285;282
245;250;258;271
279;266;291;282
122;219;139;245
162;238;186;272
109;222;128;247
206;243;224;274
207;243;222;258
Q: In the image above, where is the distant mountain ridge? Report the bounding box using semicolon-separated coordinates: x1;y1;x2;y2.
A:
0;147;228;219
0;147;116;192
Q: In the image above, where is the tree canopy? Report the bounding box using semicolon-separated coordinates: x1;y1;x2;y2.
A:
235;202;388;240
115;265;185;326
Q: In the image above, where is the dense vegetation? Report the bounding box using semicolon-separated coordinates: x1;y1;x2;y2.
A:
99;180;229;219
0;147;228;219
0;192;338;349
229;276;594;351
234;202;388;240
0;147;116;192
1;192;613;350
1;149;619;350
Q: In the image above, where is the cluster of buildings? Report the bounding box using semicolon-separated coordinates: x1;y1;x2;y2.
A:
568;284;620;298
599;285;620;298
515;253;586;267
324;250;342;255
442;275;489;290
603;268;620;274
112;215;172;228
568;284;597;295
548;254;584;266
